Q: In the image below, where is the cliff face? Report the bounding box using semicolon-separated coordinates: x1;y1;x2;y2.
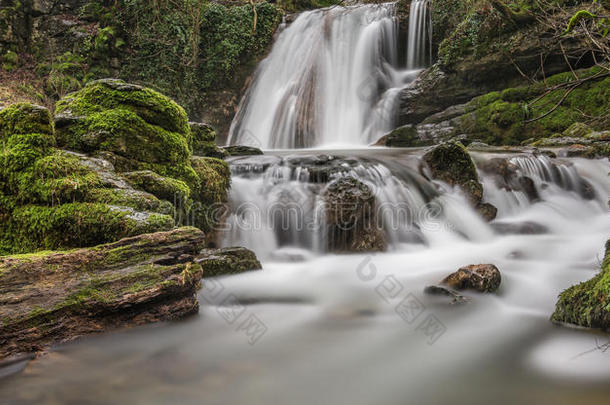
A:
0;0;282;139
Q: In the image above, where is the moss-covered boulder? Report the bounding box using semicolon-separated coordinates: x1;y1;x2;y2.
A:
54;79;198;188
423;141;482;204
191;122;227;158
552;239;610;330
321;177;386;252
423;141;496;220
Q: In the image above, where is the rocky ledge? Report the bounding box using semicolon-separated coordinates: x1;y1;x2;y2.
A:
0;227;261;359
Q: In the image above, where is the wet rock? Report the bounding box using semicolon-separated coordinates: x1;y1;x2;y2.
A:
197;246;262;277
552;239;610;331
491;221;548;235
478;157;540;202
321;177;386;252
374;124;431;147
0;228;206;359
476;202;498;222
441;264;501;293
222;145;264;156
424;285;470;304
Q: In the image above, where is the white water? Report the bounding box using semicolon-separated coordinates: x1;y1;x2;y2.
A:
2;3;610;404
3;152;609;404
406;0;432;69
228;3;421;148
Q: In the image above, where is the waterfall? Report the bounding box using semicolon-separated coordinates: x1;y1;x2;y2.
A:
228;3;417;149
406;0;432;69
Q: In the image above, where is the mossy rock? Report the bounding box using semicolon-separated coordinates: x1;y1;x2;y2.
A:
190;157;231;206
56;79;189;135
0;103;54;139
191;122;227;158
223;145;264;156
459;66;610;145
123;170;191;204
563;122;592;138
552;240;610;330
54;79;198;189
375;125;432;147
0;203;174;254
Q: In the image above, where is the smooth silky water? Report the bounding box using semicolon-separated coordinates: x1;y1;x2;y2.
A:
2;3;610;404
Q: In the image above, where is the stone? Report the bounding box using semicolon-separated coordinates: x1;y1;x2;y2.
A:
441;264;502;293
552;239;610;331
223;145;264;156
321;177;386;252
0;227;206;359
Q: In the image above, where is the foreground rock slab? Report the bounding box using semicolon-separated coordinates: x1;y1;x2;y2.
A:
441;264;502;293
0;227;261;359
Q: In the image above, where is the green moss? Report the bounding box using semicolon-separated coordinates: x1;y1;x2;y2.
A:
460;65;610;145
0;103;54;139
1;203;174;254
56;79;189;135
123;170;191;203
191;157;231;206
552;240;610;330
191;122;227;158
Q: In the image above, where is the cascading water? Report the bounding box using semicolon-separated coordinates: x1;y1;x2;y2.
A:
406;0;432;69
228;3;423;148
4;3;610;404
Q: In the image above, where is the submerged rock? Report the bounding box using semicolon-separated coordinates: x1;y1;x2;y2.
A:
441;264;501;293
321;177;386;252
197;246;262;277
424;285;470;304
552;240;610;331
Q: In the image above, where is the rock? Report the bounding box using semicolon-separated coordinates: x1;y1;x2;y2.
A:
374;124;431;147
190;122;227;159
321;177;386;252
552;239;610;330
424;285;470;304
223;145;264;156
563;122;592;138
422;141;482;203
124;170;191;203
478;157;540;202
441;264;501;293
196;246;262;277
476;202;498;222
54;79;198;189
0;227;206;359
491;221;548;235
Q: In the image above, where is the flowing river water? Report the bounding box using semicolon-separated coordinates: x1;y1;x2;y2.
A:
1;3;610;404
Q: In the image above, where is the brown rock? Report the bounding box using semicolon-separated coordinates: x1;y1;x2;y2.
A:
441;264;501;293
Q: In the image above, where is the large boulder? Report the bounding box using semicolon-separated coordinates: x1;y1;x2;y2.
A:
321;177;386;252
422;141;497;220
54;79;198;188
0;227;263;358
0;103;178;254
552;240;610;330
